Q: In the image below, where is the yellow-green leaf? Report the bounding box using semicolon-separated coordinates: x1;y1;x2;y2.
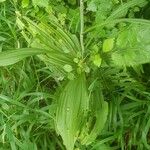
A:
103;38;114;52
0;0;5;3
22;0;29;8
93;54;102;67
63;64;73;72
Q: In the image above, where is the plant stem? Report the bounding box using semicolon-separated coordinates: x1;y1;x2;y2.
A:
80;0;84;57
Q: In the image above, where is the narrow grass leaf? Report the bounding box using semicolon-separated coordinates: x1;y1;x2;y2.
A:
107;0;147;20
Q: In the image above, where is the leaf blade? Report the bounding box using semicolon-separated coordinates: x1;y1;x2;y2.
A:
0;48;46;66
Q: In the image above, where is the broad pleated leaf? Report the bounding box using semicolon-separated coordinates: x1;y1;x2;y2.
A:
81;102;108;145
80;85;108;145
56;74;89;150
0;48;46;66
18;17;81;76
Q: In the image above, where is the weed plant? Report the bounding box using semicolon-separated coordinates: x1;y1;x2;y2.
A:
0;0;150;150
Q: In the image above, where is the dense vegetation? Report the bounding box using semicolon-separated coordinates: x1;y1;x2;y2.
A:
0;0;150;150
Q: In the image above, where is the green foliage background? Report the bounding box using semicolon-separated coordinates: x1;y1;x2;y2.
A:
0;0;150;150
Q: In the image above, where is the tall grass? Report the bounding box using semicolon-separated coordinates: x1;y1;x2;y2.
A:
0;0;150;150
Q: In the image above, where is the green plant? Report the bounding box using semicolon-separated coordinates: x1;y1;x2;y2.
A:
0;0;150;150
